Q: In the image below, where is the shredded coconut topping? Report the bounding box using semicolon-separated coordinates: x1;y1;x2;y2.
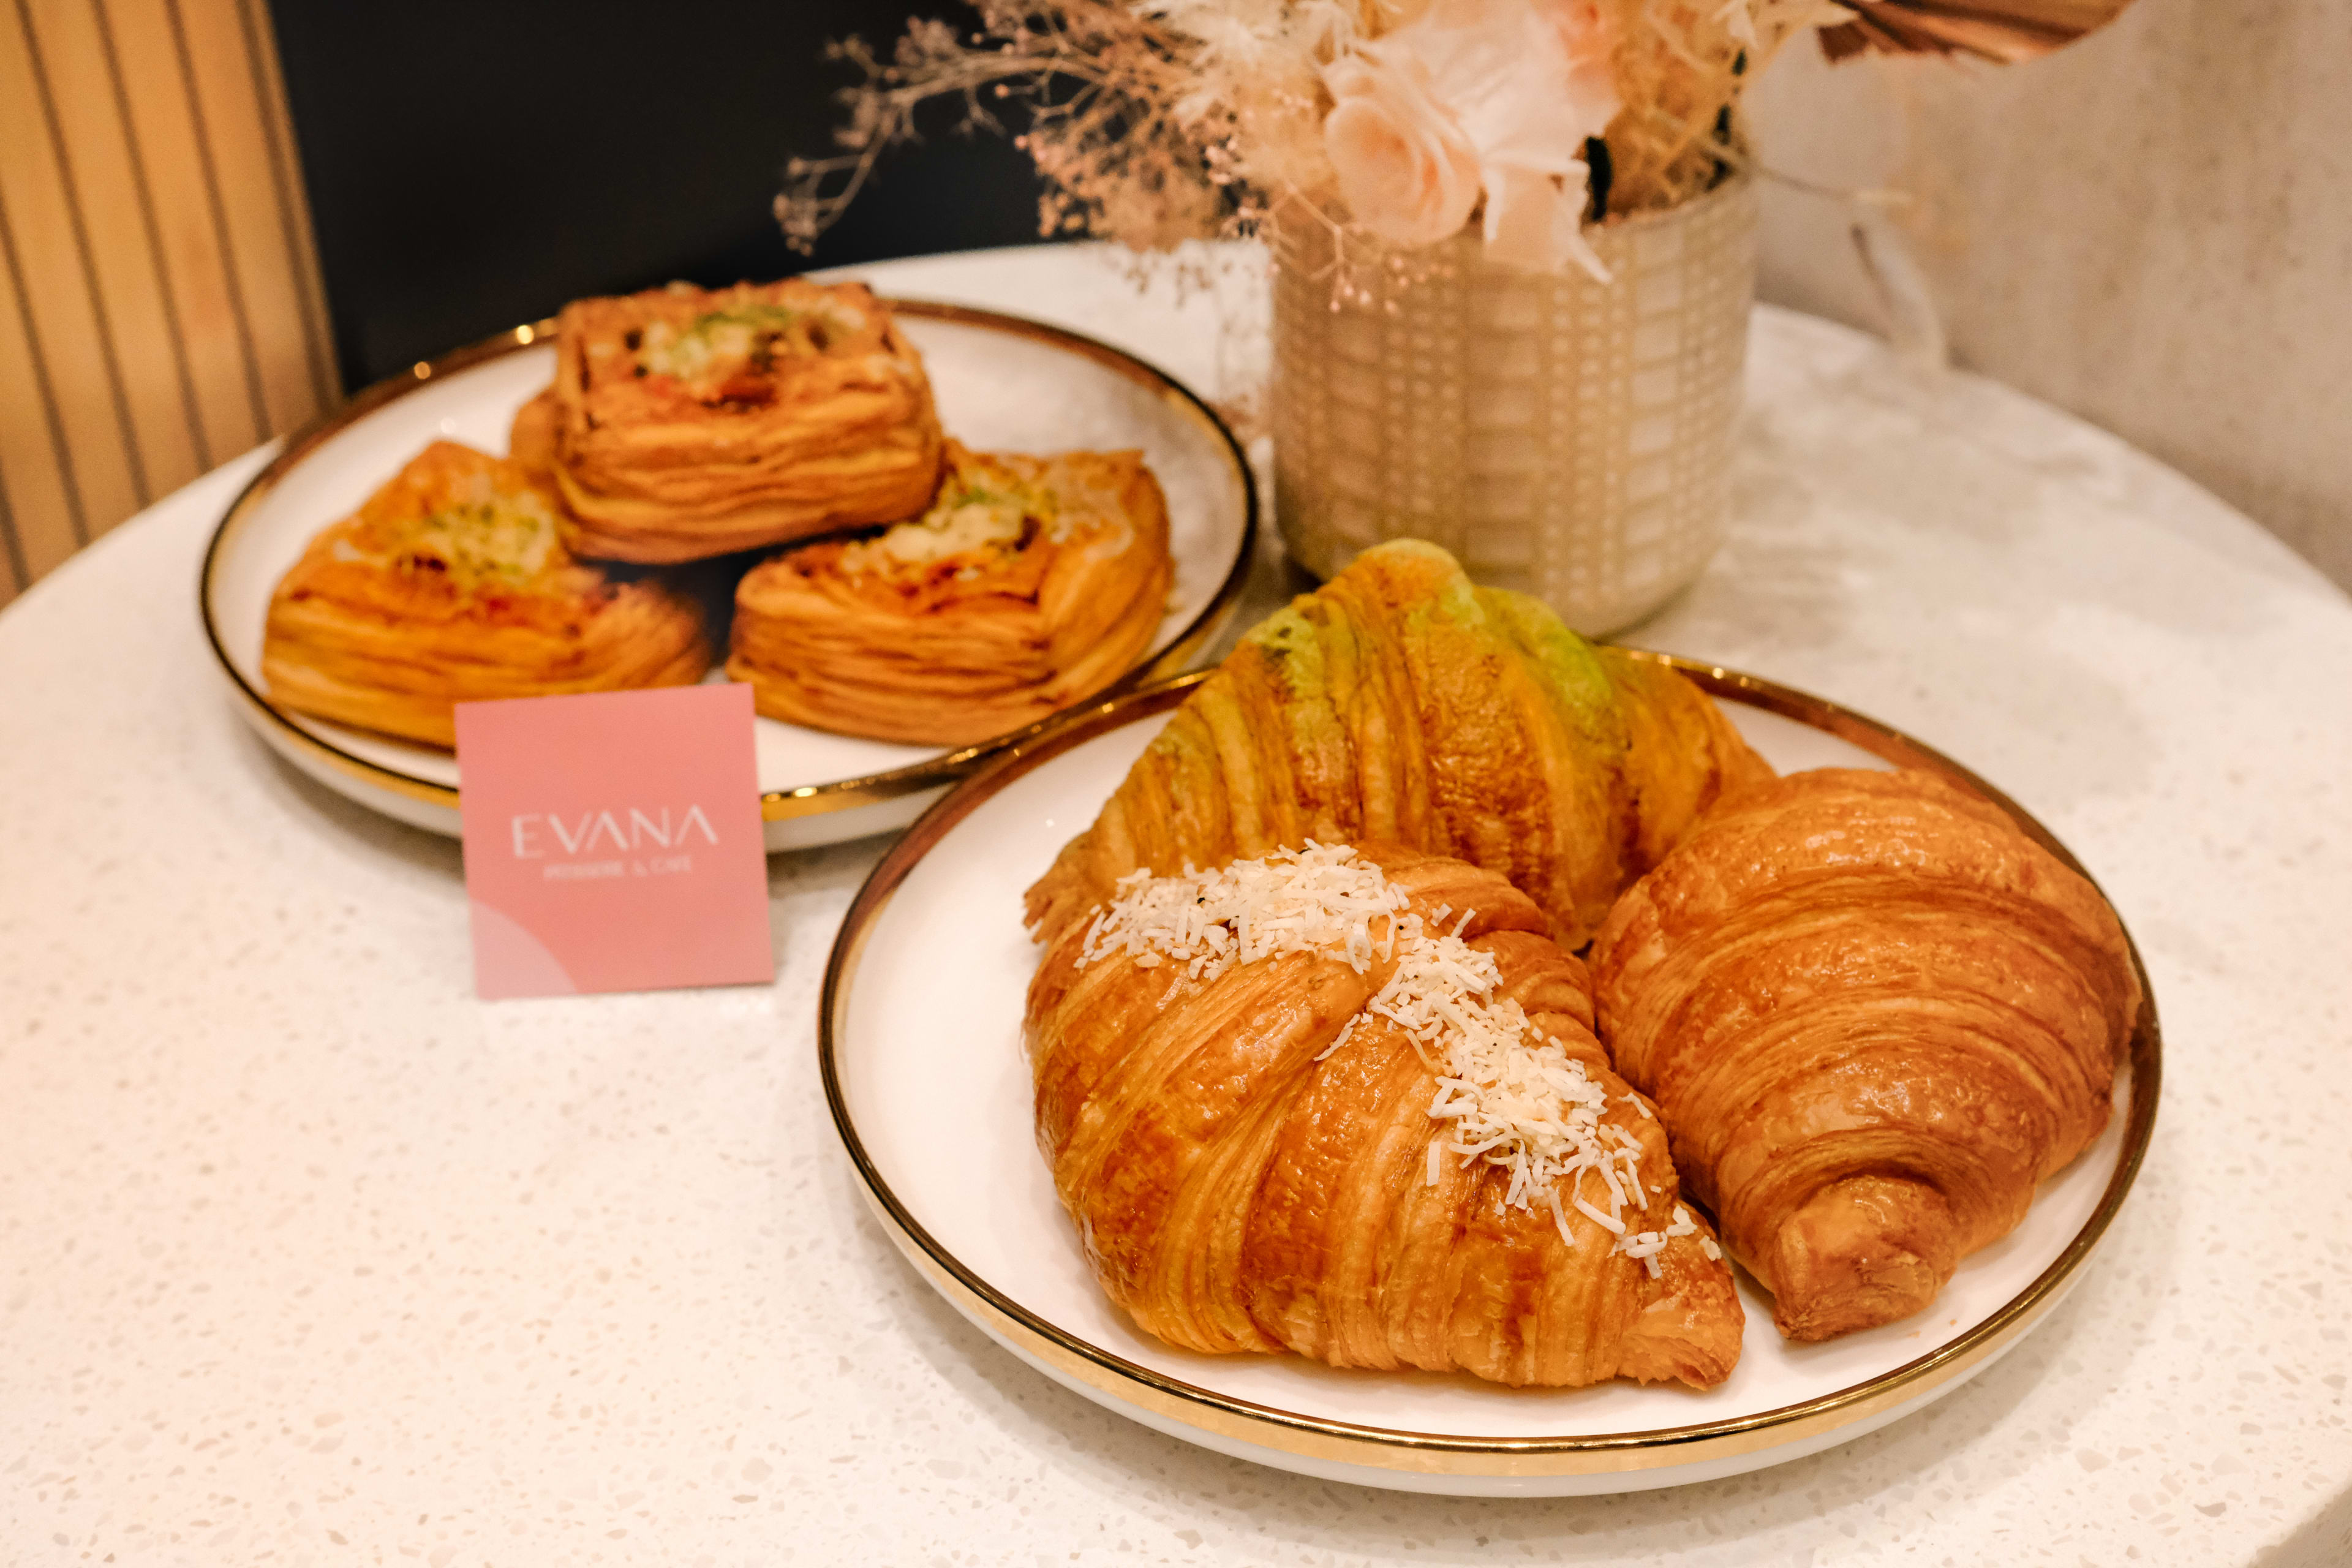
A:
1076;844;1692;1273
1079;842;1410;982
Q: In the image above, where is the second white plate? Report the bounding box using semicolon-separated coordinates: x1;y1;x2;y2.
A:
200;302;1257;850
821;664;2160;1496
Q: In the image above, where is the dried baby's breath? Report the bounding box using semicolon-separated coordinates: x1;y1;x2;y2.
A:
1605;0;1849;214
778;1;1353;255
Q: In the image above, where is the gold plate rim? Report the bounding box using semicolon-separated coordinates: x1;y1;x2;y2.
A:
195;301;1261;824
817;661;2163;1477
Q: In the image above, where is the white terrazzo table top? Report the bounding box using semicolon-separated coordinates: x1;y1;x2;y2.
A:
2;244;2348;1566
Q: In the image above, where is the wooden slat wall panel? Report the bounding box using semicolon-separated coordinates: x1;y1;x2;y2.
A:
0;196;83;595
98;0;269;464
228;0;336;417
0;0;333;611
27;0;195;496
0;6;127;568
180;0;333;430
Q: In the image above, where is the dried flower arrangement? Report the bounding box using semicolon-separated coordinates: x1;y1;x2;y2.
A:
782;0;1830;284
778;0;2133;285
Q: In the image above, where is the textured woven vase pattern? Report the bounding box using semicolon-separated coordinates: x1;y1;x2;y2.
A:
1272;176;1757;636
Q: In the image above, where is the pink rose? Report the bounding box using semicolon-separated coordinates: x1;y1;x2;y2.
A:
1324;0;1624;276
1319;54;1483;249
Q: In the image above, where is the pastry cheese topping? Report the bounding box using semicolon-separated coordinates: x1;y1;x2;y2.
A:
635;300;864;396
1078;845;1660;1260
347;469;560;589
843;466;1091;578
872;489;1035;568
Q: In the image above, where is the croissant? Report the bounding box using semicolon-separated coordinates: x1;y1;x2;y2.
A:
537;279;943;562
262;441;710;748
1024;540;1773;951
726;440;1174;745
1026;842;1744;1389
1589;768;2143;1342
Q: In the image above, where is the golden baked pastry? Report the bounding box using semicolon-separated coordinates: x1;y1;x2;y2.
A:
508;385;560;486
1024;540;1773;951
1589;768;2143;1342
538;279;943;562
725;440;1174;745
1027;842;1744;1388
262;440;710;748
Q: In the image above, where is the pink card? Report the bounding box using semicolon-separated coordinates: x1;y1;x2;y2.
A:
454;684;774;998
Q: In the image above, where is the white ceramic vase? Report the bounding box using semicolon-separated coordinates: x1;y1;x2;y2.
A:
1270;175;1757;636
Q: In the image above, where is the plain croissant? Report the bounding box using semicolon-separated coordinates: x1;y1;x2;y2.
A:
1025;843;1744;1389
1589;768;2142;1342
1024;540;1773;951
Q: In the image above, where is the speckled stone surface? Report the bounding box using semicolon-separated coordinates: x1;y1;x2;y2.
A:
2;245;2348;1566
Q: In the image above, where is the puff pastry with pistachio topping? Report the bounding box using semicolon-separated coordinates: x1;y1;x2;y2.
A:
263;441;710;748
726;440;1174;746
535;278;943;563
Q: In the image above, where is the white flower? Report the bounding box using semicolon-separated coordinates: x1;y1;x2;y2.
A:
1324;0;1624;279
1319;51;1485;249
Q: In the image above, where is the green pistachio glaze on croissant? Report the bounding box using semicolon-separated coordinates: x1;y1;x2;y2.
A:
1023;540;1774;948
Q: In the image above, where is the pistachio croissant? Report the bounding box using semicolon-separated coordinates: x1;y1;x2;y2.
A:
1589;768;2142;1342
1024;540;1772;950
1027;843;1744;1388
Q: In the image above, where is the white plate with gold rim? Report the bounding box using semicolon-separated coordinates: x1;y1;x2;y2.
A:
820;662;2160;1496
199;302;1257;850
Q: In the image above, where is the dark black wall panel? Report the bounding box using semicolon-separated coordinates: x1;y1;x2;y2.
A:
265;1;1055;390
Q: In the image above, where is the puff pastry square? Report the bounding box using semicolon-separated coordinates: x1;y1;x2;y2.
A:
726;440;1174;745
263;441;711;748
544;279;943;562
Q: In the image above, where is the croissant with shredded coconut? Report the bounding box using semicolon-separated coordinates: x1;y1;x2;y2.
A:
1023;539;1773;951
1590;769;2142;1343
1024;842;1744;1389
725;440;1173;744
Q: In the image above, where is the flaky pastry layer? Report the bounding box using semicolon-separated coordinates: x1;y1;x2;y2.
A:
726;440;1172;746
262;441;710;748
541;279;943;562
